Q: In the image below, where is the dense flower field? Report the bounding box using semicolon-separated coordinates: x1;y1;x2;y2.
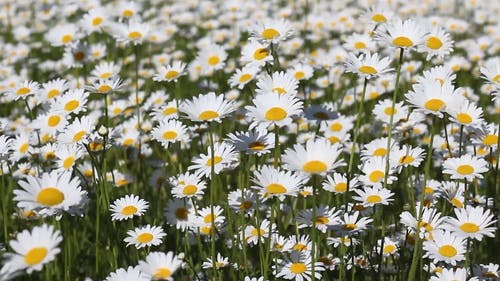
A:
0;0;499;280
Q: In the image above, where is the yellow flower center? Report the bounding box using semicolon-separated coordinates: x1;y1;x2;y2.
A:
63;156;75;169
371;14;387;23
249;141;266;151
294;71;305;80
182;185;197;195
424;99;445;112
293;244;307;251
358;65;377;75
384;106;396;115
316;216;329;224
61;34;73;44
344;223;357;230
137;233;154;243
97;84;112;93
163;107;177;115
265;107;287;121
303;160;327;173
37;187;64;206
47;89;60;98
290;262;307;274
122;9;134;17
368;170;384;183
48;115;61;127
165;70;179;79
175;207;188;219
354;42;366;49
251;228;266;236
205;156;222;166
483;134;498;146
239;73;252;83
24;247;48;266
99;72;112;79
64;100;79;111
451;198;463;208
392;36;414;47
204;214;215;223
460;222;479;233
330;122;343;131
92;17;103;26
253;48;268;60
418;221;433;232
334;182;347;192
457;164;474;175
426;36;443;50
328;136;340;143
272;87;286;94
438;245;457;258
162;131;178;140
198;110;219;120
492;74;500;83
208;55;220;66
366;194;382;203
153;268;172;279
17;87;31;96
266;183;287;194
262;28;280;40
73;131;86;142
383;244;396;254
20;142;29;153
399;155;414;164
121;205;138;215
456;113;472;124
373;148;387;157
128;31;142;39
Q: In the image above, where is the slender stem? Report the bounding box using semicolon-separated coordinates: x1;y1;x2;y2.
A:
383;48;404;190
346;78;368;209
311;175;318;281
274;125;280;168
208;123;217;278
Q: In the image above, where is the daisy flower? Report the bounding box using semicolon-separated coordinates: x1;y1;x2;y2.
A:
188;141;238;178
361;137;396;159
376;18;427;49
446;205;496;241
198;43;227;74
150;101;179;121
228;189;257;216
202;253;229;269
332;211;374;235
392;145;426;169
358;156;397;187
345;52;392;79
229;65;260;89
442;154;489;182
197;205;226;226
105;266;150;281
124;225;166;249
170;172;206;199
32;111;68;136
322;173;358;194
54;144;84;172
373;99;408;124
57;116;95;144
320;115;355;135
423;230;466;266
296;205;341;233
275;252;324;281
153;61;187;82
362;4;393;25
255;71;299;96
5;80;40;101
282;138;345;176
406;79;462;118
251;165;307;201
288;63;314;81
90;61;121;80
447;100;484;128
287;235;313;253
480;57;500;85
164;198;194;231
343;32;376;53
39;78;68;102
473;263;500;280
352;186;394;207
400;206;446;239
138;251;183;281
473;123;498;148
179;92;236;123
86;78;125;94
241;39;272;66
243;219;276;246
150;119;188;147
50;88;89;115
109;194;149;221
419;26;454;60
246;92;303;129
429;267;474;281
14;170;87;217
1;224;62;275
80;7;109;35
250;18;294;45
226;128;275;156
46;24;80;47
112;20;150;45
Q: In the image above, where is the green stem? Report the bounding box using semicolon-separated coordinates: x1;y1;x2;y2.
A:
208;123;217;279
274;125;280;168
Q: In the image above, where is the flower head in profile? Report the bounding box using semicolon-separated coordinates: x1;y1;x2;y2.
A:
345;52;392;79
180;92;236;123
250;18;294;45
376;18;427;50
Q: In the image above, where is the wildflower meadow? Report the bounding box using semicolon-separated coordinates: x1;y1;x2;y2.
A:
0;0;499;281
